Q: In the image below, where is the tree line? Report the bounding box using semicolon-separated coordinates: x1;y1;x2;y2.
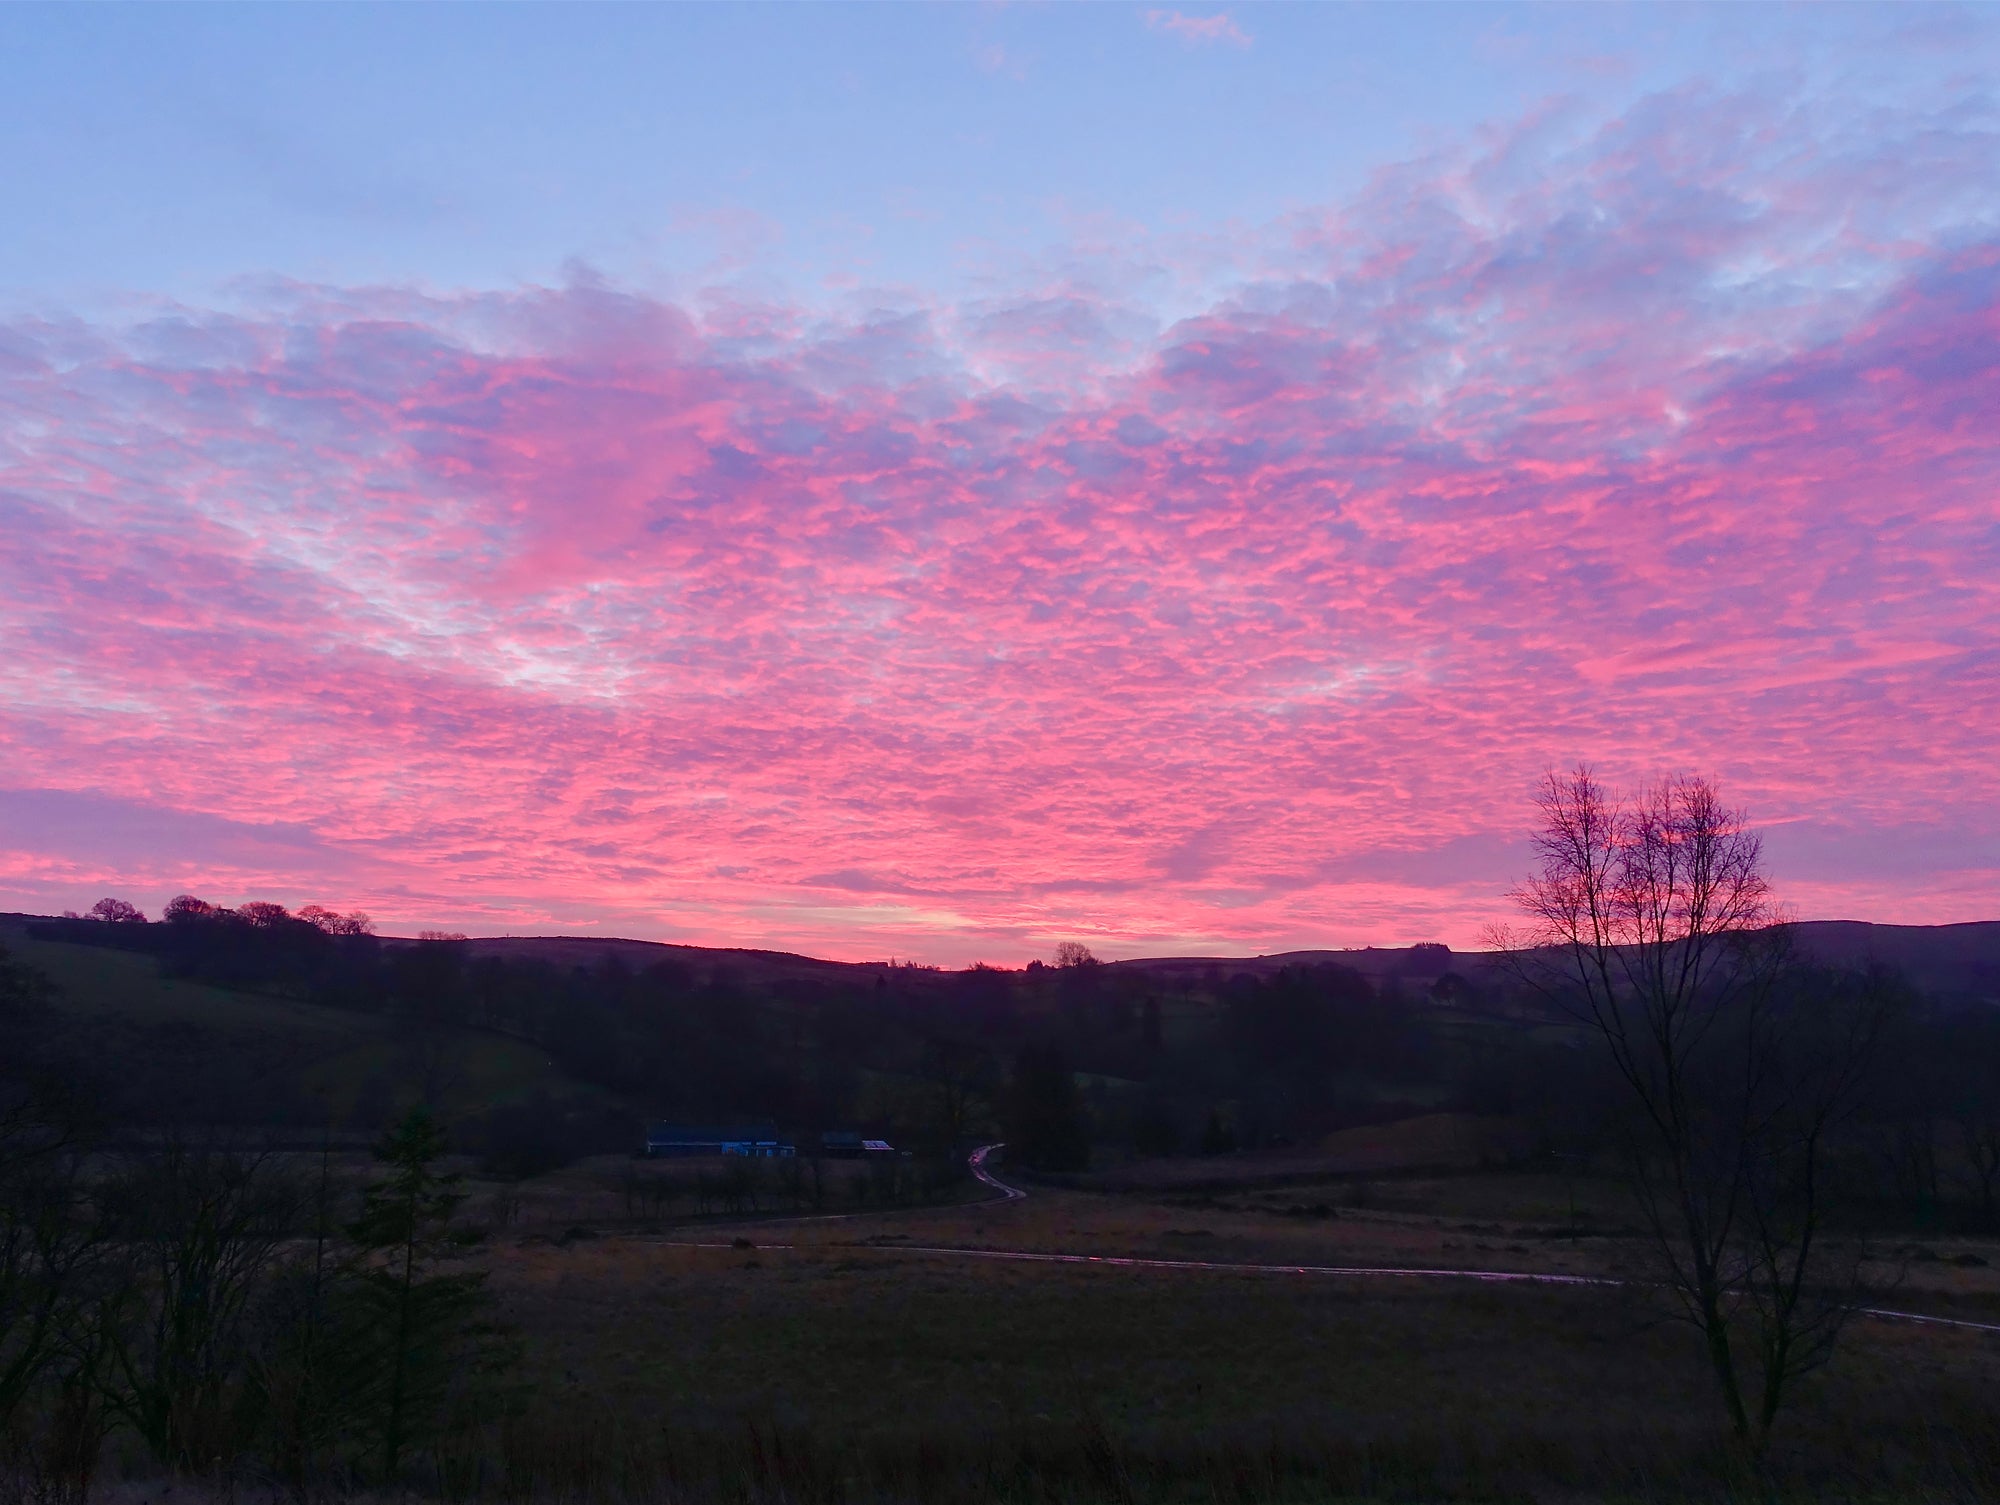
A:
27;884;2000;1235
27;897;1454;1170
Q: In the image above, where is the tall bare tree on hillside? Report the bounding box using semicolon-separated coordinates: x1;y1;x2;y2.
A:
1496;767;1899;1449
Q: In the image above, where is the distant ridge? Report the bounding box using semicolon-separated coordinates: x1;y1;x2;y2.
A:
1773;919;2000;1000
1104;922;2000;1002
441;920;1998;1003
14;911;1989;1003
461;932;866;978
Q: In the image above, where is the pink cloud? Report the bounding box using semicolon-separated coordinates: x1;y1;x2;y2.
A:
1;90;1996;961
1145;10;1251;48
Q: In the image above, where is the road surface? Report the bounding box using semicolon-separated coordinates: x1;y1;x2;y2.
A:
968;1142;1027;1202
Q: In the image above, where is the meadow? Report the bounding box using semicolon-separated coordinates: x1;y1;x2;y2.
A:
395;1138;2000;1505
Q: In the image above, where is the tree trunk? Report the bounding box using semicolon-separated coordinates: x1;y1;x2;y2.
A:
385;1189;416;1478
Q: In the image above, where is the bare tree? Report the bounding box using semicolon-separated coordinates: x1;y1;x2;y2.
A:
919;1038;992;1157
0;942;105;1436
1963;1111;2000;1231
298;904;374;937
1497;767;1898;1449
1938;1010;2000;1229
249;1130;353;1488
0;1154;106;1436
99;1141;300;1471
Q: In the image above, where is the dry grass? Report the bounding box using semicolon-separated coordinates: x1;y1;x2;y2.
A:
450;1120;2000;1503
27;1166;2000;1504
460;1170;2000;1502
1075;1116;1532;1195
491;1233;2000;1427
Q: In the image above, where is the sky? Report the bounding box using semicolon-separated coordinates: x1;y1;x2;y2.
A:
1;3;1997;963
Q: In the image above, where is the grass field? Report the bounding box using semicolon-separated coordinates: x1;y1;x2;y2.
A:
0;918;603;1128
431;1137;2000;1503
473;1218;2000;1501
34;1119;2000;1502
480;1121;2000;1303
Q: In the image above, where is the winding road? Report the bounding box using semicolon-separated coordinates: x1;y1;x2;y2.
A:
967;1142;1027;1202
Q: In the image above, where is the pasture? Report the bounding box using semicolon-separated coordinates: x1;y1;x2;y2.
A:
0;916;603;1129
435;1141;2000;1503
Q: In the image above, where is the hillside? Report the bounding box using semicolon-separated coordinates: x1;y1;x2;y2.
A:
1781;919;2000;1001
0;913;612;1137
5;909;1993;1169
460;932;885;988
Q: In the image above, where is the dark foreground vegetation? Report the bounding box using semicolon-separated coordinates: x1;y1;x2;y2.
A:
5;777;2000;1501
4;1114;1998;1504
1;995;506;1495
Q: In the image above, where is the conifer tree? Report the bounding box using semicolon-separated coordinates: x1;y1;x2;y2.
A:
345;1107;495;1479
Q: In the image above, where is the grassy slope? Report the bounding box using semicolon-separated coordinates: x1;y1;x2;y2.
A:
0;917;605;1125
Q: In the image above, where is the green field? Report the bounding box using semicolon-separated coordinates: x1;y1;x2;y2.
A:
0;917;604;1129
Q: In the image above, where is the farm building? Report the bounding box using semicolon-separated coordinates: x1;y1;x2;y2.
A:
644;1123;795;1158
818;1130;897;1158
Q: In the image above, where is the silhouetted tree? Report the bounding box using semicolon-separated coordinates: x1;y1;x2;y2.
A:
1501;767;1900;1450
344;1108;498;1479
0;1083;105;1448
298;904;374;937
919;1038;993;1157
1199;1109;1237;1156
0;943;105;1437
0;1161;99;1434
99;1143;298;1471
163;894;216;923
1004;1043;1090;1172
1132;1095;1181;1157
1938;1009;2000;1229
248;1131;351;1488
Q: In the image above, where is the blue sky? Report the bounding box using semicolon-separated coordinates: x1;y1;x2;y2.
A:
7;3;1991;321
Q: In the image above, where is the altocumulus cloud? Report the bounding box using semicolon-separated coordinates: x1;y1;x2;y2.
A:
1145;10;1252;48
1;87;1996;960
